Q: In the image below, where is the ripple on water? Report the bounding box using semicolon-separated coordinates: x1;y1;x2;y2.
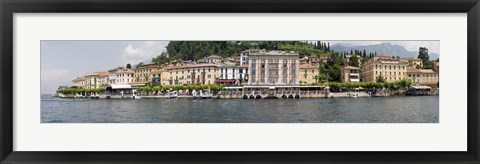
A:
41;96;439;123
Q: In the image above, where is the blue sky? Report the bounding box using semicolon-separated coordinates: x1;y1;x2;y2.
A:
41;41;169;94
41;40;439;94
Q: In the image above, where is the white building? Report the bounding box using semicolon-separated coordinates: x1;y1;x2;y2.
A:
85;72;109;89
108;66;135;85
218;64;248;85
240;49;266;66
240;50;249;65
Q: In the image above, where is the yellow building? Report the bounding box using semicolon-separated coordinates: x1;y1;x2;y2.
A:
149;69;167;85
406;68;439;88
299;64;318;85
362;56;408;82
84;72;109;89
405;58;423;68
340;66;361;82
247;50;299;85
72;76;86;88
133;62;161;85
165;64;220;86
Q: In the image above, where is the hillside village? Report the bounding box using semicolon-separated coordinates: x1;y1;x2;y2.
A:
59;42;440;99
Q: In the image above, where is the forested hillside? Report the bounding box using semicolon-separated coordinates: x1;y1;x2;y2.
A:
159;41;332;62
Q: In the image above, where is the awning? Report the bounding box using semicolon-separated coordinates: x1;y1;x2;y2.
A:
110;85;132;89
215;79;236;83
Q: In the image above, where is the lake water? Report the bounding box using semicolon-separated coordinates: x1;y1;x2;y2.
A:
41;95;439;123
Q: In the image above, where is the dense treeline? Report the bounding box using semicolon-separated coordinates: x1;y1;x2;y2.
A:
57;88;106;95
153;41;332;63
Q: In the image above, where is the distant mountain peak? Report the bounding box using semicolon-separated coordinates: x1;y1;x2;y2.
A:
330;42;439;60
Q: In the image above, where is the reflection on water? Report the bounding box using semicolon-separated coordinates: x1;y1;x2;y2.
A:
41;95;439;123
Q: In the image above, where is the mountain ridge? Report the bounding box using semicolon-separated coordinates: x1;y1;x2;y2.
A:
331;43;439;60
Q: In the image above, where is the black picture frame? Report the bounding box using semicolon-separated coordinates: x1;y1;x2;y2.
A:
1;0;479;163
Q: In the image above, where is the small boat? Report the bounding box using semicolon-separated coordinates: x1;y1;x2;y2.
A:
194;90;212;99
165;91;178;98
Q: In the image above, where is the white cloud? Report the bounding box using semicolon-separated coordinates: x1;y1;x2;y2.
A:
145;41;157;47
121;41;169;65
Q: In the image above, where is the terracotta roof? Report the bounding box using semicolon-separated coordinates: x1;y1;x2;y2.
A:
407;68;436;73
150;69;166;74
164;64;220;70
165;65;187;70
118;69;134;74
97;71;109;76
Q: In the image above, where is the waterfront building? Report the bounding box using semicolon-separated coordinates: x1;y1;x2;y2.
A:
84;72;109;89
403;57;423;68
198;55;224;64
72;76;86;88
165;64;220;85
133;62;161;85
247;50;299;85
299;64;319;85
406;68;439;88
218;64;248;85
149;69;167;85
108;66;134;85
340;66;361;82
361;56;408;82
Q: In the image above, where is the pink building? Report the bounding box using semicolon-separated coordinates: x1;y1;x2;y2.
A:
247;50;299;85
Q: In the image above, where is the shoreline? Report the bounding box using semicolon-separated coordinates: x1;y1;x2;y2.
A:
53;91;438;99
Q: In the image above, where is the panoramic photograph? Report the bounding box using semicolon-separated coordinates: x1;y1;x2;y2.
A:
41;41;440;123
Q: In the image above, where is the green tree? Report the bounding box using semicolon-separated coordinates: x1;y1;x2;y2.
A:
136;62;144;68
126;63;131;69
376;75;386;83
418;47;430;62
153;86;161;95
348;55;360;67
162;85;171;91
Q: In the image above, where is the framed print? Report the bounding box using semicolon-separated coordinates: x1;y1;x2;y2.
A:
1;0;479;163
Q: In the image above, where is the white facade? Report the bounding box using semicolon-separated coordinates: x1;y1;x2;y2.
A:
85;72;109;89
108;67;135;85
240;51;249;65
219;66;248;82
115;69;135;85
